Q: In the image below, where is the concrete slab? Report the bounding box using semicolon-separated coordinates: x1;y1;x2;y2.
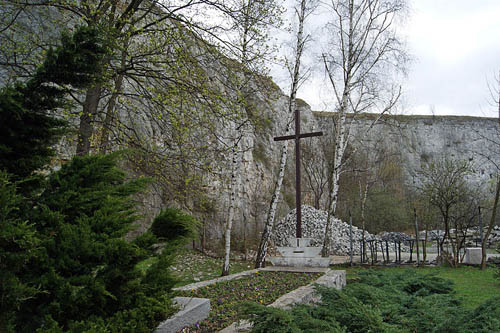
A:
156;297;210;333
269;256;331;267
219;269;346;332
173;269;259;291
464;247;482;265
260;266;330;273
276;246;322;257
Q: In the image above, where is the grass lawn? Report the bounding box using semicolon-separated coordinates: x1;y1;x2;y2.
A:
344;265;500;309
423;266;500;308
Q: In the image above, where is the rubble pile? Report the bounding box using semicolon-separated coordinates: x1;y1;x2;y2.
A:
272;205;377;255
490;226;500;244
378;232;412;243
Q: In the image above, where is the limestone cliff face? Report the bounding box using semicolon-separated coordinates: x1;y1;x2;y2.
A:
313;111;500;186
186;99;500;246
209;96;320;246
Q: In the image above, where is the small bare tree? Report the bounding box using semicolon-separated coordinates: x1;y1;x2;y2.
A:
419;158;472;266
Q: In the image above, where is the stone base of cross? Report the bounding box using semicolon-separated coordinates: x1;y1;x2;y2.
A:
269;237;331;267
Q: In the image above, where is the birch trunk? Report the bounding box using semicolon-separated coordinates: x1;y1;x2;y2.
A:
320;0;406;255
321;103;349;256
254;0;310;268
222;140;243;276
359;181;369;261
321;0;353;256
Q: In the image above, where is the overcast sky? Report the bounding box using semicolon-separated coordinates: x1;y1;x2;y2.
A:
271;0;500;118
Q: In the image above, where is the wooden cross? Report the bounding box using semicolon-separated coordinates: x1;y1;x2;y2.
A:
274;107;323;240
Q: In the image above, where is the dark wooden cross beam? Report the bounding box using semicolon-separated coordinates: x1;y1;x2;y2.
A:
274;107;323;240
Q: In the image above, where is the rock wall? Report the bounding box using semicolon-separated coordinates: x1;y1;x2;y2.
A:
313;112;500;186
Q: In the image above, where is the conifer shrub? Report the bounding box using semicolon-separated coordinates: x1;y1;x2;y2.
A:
0;26;107;182
241;302;346;333
151;208;200;242
241;270;500;333
12;153;179;332
0;171;41;332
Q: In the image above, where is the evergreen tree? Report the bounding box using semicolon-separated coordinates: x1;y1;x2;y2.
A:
17;153;177;332
1;26;181;332
0;26;107;181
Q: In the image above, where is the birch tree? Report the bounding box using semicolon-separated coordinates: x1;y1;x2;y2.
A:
222;0;283;276
255;0;317;268
320;0;407;255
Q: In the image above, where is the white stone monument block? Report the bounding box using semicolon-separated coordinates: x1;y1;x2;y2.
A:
464;247;482;265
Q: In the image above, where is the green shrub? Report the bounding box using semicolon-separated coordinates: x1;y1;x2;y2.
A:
11;154;177;332
151;208;200;242
463;297;500;332
241;270;500;333
0;171;42;332
0;25;180;332
242;303;301;333
0;25;106;183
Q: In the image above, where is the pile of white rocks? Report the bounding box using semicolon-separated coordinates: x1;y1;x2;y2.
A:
271;205;377;255
378;232;411;242
421;230;445;241
490;226;500;245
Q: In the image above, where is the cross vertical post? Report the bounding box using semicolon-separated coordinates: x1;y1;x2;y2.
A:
274;108;323;241
295;103;302;238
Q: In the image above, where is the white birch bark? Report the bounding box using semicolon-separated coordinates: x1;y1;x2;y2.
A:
322;95;349;255
360;180;369;260
320;0;406;255
255;0;312;268
222;137;243;276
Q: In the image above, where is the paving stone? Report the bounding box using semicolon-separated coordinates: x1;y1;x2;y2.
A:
155;297;210;333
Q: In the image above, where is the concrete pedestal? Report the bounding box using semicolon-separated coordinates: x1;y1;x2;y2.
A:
464;247;482;265
269;237;331;268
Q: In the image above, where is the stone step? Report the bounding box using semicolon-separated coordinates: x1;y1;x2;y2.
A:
269;256;331;267
276;246;322;257
156;297;210;332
